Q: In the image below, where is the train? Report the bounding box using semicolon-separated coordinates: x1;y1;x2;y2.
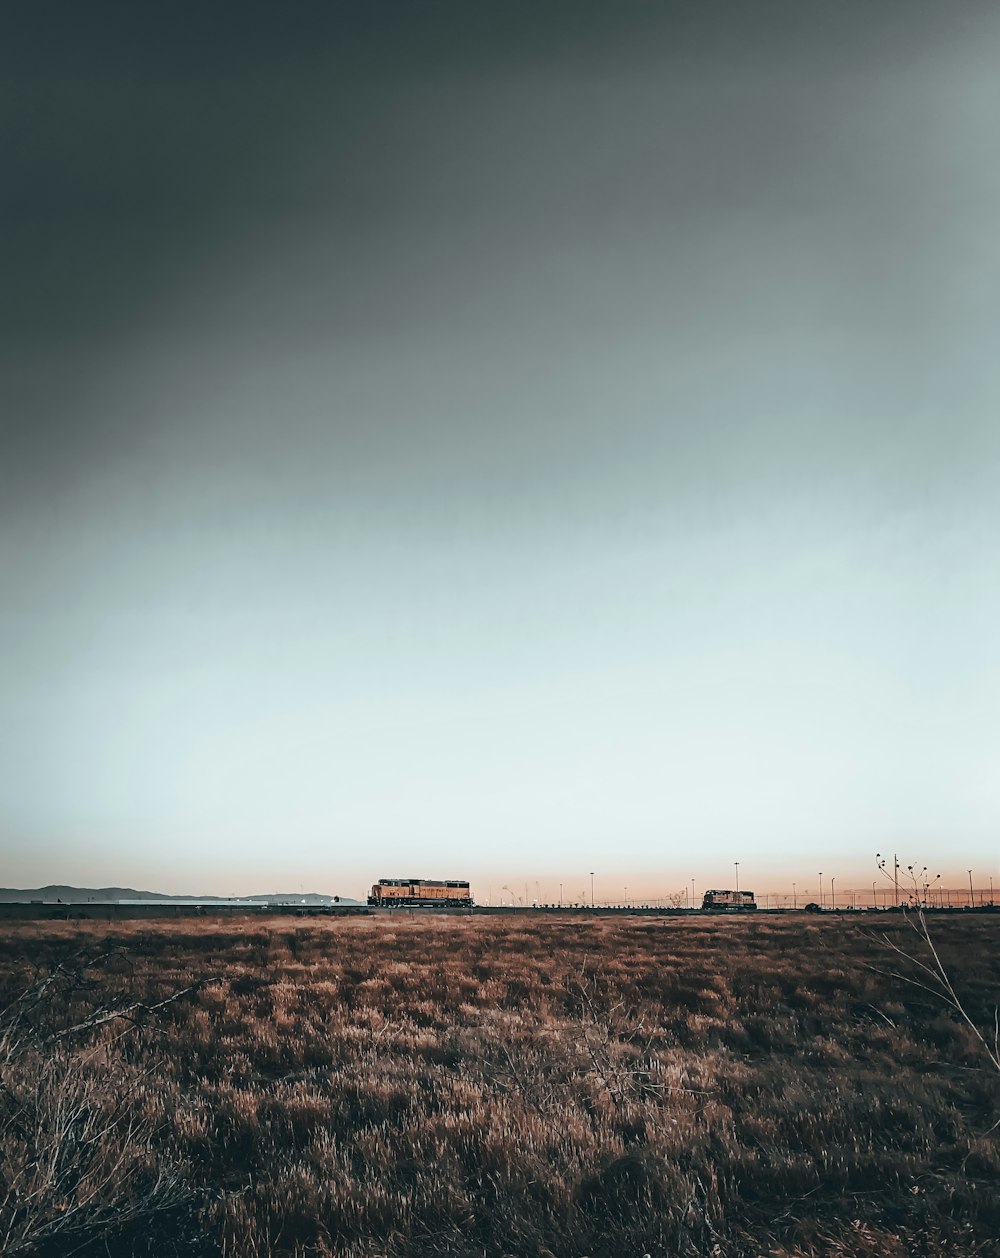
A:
368;878;473;908
701;889;757;912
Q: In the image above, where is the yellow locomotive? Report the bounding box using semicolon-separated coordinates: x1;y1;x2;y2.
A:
368;878;473;907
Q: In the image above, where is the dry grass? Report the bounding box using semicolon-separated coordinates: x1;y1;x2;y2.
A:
1;915;999;1257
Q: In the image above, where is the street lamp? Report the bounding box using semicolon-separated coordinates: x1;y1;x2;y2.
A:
792;881;796;909
691;878;696;910
559;882;563;907
590;872;595;908
968;870;974;908
734;861;740;893
624;886;628;906
818;872;823;909
830;876;835;910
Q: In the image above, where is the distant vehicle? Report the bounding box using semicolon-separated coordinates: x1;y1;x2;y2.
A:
368;879;473;908
701;889;757;912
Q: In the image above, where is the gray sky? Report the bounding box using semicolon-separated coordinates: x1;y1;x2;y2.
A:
2;2;999;898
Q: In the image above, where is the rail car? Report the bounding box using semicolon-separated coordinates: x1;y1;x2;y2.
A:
368;878;473;907
701;889;757;912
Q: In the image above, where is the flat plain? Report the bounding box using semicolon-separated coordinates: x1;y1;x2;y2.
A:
1;914;998;1257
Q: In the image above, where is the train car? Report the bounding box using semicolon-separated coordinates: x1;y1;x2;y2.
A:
701;889;757;912
368;878;473;907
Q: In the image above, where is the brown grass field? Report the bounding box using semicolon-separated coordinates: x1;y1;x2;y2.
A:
1;914;999;1257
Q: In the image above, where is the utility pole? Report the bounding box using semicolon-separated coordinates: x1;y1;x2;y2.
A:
734;861;740;893
894;854;899;907
691;878;696;910
818;872;823;909
830;876;835;910
792;881;796;909
968;870;974;908
559;882;563;906
872;881;877;909
590;871;595;908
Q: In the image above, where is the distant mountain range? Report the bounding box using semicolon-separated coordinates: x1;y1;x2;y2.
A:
0;885;363;905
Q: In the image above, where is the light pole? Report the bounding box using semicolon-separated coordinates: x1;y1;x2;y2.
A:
792;881;796;910
559;882;563;907
734;861;740;893
830;876;835;910
691;878;696;910
968;870;974;908
590;872;595;908
872;881;877;909
818;872;823;909
991;876;994;907
624;886;628;906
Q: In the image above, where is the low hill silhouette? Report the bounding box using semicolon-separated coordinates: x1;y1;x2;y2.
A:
0;885;361;905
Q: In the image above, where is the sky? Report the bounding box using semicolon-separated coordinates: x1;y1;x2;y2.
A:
2;1;999;901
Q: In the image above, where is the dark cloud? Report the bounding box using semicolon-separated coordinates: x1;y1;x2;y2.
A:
3;2;999;887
